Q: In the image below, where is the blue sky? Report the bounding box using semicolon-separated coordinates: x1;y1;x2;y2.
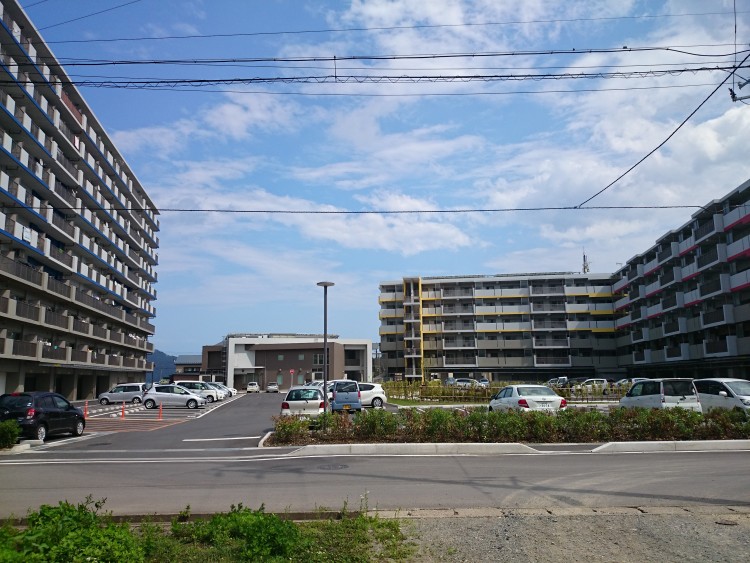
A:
23;0;750;355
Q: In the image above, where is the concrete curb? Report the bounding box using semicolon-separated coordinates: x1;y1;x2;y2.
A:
593;439;750;453
285;443;542;456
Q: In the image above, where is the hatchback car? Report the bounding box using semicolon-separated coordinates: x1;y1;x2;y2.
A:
280;386;325;419
97;382;146;405
329;379;362;412
142;384;206;409
247;382;260;393
619;378;701;412
489;385;567;412
266;382;279;393
0;391;85;442
694;378;750;412
203;382;227;400
358;383;387;408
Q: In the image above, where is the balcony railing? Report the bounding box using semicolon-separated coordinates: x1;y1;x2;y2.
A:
0;255;43;285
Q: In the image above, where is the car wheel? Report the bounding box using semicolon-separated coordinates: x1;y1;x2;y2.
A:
35;425;47;442
488;406;493;412
206;395;214;403
144;399;156;409
372;397;384;408
132;396;142;404
187;399;198;409
72;420;85;437
99;398;109;405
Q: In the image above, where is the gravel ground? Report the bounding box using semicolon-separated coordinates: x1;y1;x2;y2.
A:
400;507;750;562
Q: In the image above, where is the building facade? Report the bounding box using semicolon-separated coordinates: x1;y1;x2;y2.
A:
613;178;750;379
0;1;158;399
379;273;619;382
202;333;372;391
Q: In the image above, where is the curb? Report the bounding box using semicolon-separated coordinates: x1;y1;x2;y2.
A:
593;439;750;453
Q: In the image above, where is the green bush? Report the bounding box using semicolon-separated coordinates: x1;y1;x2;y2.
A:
353;408;400;441
2;497;144;563
0;420;21;449
270;415;312;444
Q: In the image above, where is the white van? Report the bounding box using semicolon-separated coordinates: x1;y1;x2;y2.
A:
619;378;701;412
694;378;750;413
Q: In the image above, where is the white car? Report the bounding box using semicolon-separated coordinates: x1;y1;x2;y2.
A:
204;382;227;400
280;386;325;419
142;384;206;409
173;380;221;403
489;385;567;412
247;382;260;393
455;378;480;388
694;378;750;412
619;378;701;412
359;383;387;408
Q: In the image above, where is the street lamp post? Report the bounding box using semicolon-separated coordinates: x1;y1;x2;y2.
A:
317;281;334;412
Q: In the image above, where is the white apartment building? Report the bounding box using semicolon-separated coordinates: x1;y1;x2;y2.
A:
0;1;158;399
379;273;619;382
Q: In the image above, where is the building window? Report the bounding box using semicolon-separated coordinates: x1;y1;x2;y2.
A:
277;354;284;361
298;353;304;361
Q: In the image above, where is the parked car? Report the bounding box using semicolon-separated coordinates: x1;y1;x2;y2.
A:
266;382;279;393
173;380;221;403
477;378;490;388
0;391;85;442
97;382;147;405
329;379;362;412
619;378;701;412
694;378;750;412
142;384;206;409
211;382;236;396
247;382;260;393
455;378;480;388
358;383;387;408
203;382;227;400
488;385;567;412
444;377;457;386
280;386;325;419
546;376;569;388
613;377;650;388
573;378;609;392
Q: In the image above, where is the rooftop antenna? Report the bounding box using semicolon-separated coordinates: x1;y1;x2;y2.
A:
582;249;590;273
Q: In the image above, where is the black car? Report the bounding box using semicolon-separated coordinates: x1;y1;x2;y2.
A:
0;392;85;442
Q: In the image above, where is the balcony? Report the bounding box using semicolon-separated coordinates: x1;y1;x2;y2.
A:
661;291;684;312
684;287;702;306
534;355;572;367
723;203;750;231
658;266;681;289
631;306;643;321
530;303;565;313
699;274;729;299
695;244;726;271
704;336;738;358
613;276;630;293
614;294;631;310
530;285;565;295
533;337;570;348
657;244;675;264
443;339;477;349
694;214;723;243
615;314;632;329
379;324;405;335
727;233;750;262
643;256;660;275
631;327;650;343
476;321;532;331
644;279;661;298
646;303;663;319
567;320;615;331
566;303;614;314
664;343;690;361
444;355;477;366
678;234;697;256
663;317;687;335
730;269;750;293
531;320;567;330
701;305;734;328
633;349;652;364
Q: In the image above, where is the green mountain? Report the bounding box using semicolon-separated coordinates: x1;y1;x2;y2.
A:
147;349;176;383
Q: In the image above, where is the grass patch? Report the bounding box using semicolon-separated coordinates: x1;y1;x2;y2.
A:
0;499;416;562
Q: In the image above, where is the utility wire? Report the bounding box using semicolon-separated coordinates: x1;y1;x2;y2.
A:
39;0;145;31
32;10;750;45
577;51;750;208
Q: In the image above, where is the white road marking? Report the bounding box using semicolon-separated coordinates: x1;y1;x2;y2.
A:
182;436;261;442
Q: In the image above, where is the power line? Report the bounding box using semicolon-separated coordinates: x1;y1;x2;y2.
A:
577;51;750;208
33;10;750;45
38;0;145;31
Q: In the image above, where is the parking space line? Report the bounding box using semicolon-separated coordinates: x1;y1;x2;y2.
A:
182;436;261;442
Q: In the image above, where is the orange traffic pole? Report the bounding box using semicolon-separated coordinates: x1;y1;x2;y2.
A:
83;400;88;419
121;401;125;419
158;402;163;420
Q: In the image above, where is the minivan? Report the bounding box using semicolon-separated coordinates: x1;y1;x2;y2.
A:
619;378;701;412
694;378;750;413
329;379;362;413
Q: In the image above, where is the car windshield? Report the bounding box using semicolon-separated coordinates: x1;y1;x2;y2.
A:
662;380;695;396
726;380;750;396
517;386;557;397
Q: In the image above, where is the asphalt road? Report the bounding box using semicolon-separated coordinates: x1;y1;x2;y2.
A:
1;393;749;518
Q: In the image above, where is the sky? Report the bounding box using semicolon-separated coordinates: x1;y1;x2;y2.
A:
21;0;750;355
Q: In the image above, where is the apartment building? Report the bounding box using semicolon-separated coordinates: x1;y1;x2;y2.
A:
379;274;619;382
613;178;750;378
0;1;158;399
202;333;372;390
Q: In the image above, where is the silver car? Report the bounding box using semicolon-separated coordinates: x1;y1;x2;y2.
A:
97;383;147;405
142;384;206;409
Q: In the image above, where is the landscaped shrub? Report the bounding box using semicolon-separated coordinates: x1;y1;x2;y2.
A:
0;420;21;449
270;405;750;445
270;415;312;444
